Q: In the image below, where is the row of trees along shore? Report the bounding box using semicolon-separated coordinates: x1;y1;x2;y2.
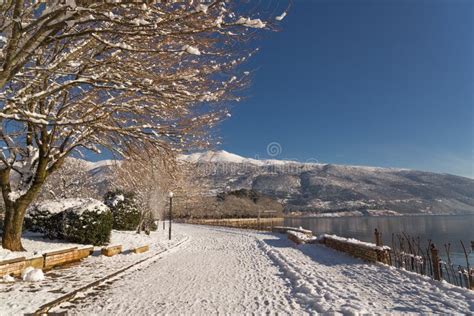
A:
0;1;288;250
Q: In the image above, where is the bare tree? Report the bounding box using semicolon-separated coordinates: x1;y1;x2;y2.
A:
111;149;174;232
0;1;286;250
111;147;213;228
170;160;216;219
38;157;99;201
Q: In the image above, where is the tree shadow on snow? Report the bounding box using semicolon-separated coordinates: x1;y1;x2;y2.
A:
261;237;367;267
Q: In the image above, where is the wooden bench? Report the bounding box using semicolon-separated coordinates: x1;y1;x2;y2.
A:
0;255;44;277
1;245;94;277
132;245;149;254
101;245;122;257
25;255;45;270
43;246;94;270
77;246;94;259
43;247;78;269
0;256;26;277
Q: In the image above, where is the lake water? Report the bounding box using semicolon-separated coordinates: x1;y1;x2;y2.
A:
284;215;474;266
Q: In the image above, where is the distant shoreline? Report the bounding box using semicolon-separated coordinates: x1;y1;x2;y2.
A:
284;212;474;219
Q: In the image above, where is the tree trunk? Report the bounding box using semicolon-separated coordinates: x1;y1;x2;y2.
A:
136;210;145;234
1;150;55;251
2;202;29;251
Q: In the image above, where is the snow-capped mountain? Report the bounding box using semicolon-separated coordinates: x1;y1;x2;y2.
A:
178;150;474;215
179;150;298;166
88;150;474;216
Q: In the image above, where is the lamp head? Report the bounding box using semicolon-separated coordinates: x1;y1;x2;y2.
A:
168;191;174;198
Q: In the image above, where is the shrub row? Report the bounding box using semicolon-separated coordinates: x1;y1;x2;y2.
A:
105;190;157;233
26;199;113;246
25;190;158;245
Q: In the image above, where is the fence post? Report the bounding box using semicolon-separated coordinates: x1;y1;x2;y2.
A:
467;268;474;290
430;244;441;281
374;228;382;247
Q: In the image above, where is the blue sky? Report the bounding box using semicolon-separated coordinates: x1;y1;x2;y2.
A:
219;0;473;178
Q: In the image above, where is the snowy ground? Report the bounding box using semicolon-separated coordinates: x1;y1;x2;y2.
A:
1;232;80;261
0;227;187;315
0;229;170;261
43;224;473;315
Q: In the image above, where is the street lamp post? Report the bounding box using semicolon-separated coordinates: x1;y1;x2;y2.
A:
168;191;173;240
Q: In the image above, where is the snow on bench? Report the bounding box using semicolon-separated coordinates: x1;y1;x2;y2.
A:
287;230;318;245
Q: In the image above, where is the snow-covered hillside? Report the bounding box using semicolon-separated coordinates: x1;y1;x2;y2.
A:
86;150;474;215
179;150;298;166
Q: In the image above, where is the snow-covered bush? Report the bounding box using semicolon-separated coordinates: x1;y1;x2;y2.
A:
62;207;113;246
25;203;69;239
26;199;113;245
104;191;141;231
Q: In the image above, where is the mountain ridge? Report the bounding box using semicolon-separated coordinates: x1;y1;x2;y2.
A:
86;150;474;216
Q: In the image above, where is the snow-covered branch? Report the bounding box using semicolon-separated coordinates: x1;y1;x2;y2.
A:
0;0;289;251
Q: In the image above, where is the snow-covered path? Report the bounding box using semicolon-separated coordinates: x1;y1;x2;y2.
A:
55;224;473;315
57;224;302;314
257;235;473;314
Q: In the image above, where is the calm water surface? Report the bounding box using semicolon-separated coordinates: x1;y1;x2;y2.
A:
285;215;474;266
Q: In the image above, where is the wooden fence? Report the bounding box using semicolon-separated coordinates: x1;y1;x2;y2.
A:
316;228;472;290
370;229;473;290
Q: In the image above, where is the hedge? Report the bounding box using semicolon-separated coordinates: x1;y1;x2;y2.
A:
25;198;112;245
104;190;141;231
